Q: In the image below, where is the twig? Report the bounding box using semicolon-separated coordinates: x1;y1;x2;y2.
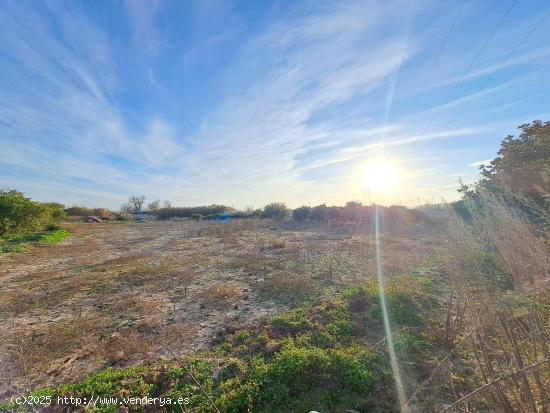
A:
144;318;221;413
439;357;550;413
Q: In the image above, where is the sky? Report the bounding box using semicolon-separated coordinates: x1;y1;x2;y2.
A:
1;0;549;209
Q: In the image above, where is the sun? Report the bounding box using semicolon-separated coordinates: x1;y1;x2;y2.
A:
362;158;400;192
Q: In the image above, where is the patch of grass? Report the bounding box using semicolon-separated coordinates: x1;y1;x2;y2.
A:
0;229;69;253
40;229;70;244
256;272;315;302
343;274;440;328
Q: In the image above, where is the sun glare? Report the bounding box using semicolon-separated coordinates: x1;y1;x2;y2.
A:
362;159;400;192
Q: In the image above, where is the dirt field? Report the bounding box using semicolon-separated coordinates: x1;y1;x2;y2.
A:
0;219;444;398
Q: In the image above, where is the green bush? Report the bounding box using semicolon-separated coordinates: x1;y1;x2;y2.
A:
252;345;376;412
0;190;65;236
269;309;314;337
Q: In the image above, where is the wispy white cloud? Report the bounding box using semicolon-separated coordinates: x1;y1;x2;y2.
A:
123;0;167;56
1;0;548;208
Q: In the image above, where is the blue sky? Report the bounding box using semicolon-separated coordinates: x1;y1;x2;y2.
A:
1;0;549;209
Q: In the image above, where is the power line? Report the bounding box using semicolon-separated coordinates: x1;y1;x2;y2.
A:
420;0;519;134
419;0;466;93
437;11;549;136
410;0;465;116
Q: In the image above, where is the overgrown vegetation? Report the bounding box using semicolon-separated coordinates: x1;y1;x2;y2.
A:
290;202;429;225
0;190;65;237
432;120;550;411
0;190;68;253
157;204;234;220
65;206;121;220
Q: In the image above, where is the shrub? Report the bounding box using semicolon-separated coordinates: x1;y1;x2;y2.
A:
269;309;315;337
292;206;310;222
309;204;329;222
252;345;377;412
65;206;115;220
261;203;289;220
157;205;232;220
0;190;65;236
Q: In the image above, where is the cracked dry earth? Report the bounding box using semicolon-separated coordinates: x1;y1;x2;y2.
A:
0;219;444;397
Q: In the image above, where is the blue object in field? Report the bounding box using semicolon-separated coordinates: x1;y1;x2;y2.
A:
217;212;231;222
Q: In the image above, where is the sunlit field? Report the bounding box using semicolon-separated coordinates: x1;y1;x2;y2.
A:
1;217;443;392
1;182;549;412
1;0;549;412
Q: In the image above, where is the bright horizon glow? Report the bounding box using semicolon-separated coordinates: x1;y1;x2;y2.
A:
0;1;549;209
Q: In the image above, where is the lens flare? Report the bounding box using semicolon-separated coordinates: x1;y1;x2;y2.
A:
374;205;408;410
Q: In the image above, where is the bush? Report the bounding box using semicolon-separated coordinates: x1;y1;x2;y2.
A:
292;206;310;222
261;203;289;220
309;204;329;222
0;190;66;237
64;206;115;220
253;345;376;412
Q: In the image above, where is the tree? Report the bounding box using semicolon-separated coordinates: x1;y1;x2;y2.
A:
163;200;171;209
292;206;311;222
120;203;132;214
261;202;289;220
327;206;341;221
478;120;549;198
309;204;329;222
342;201;362;223
147;200;160;213
458;120;550;227
128;195;146;214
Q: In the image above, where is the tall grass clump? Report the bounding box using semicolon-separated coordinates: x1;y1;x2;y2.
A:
439;192;550;412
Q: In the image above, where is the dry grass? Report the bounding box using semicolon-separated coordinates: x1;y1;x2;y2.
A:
198;284;242;308
260;238;287;250
426;195;550;412
6;315;107;378
475;195;549;297
103;329;155;364
256;271;314;299
0;219;445;398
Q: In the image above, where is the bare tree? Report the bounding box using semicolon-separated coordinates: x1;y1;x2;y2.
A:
128;195;146;214
147;200;160;213
120;203;132;214
163;200;171;209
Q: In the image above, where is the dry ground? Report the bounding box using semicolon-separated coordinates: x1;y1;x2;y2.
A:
0;219;445;397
